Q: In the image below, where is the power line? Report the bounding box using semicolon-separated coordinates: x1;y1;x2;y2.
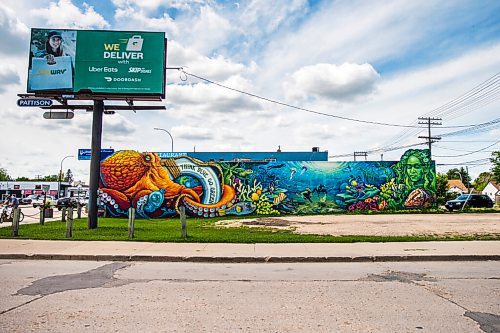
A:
433;139;500;157
377;71;500;150
182;70;496;129
437;117;500;137
328;142;425;158
433;144;497;153
437;157;491;166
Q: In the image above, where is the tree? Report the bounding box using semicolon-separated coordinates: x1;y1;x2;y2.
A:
491;151;500;183
64;169;74;184
473;172;493;192
16;176;30;181
42;175;59;181
436;173;449;199
0;168;11;181
446;167;471;186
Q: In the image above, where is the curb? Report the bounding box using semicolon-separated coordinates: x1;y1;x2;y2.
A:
1;254;499;263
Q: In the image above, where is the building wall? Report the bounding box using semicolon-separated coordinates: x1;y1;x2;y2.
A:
482;183;499;202
98;149;436;218
0;181;61;199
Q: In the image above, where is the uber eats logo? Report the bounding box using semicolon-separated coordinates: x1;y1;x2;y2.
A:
103;35;144;61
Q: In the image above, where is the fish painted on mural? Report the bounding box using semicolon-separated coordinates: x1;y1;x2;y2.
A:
273;192;287;205
267;163;285;170
218;201;257;216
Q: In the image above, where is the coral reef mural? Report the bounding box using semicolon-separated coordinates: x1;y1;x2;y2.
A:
98;149;436;218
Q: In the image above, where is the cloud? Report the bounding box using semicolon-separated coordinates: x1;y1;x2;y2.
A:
166;41;250;82
0;3;30;55
114;5;178;34
112;0;205;13
167;74;263;117
0;64;21;92
171;125;215;141
284;63;380;102
30;0;109;29
103;113;136;137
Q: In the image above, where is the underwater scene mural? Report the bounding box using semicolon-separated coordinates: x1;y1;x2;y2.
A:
98;149;436;218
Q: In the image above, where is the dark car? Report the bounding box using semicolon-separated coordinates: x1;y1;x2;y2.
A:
56;197;79;210
445;194;494;211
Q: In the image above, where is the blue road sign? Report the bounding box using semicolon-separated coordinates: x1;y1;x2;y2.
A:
78;148;115;160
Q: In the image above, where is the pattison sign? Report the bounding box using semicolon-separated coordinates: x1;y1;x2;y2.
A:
28;29;166;96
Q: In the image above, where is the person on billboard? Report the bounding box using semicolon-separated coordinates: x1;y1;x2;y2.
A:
36;31;66;64
29;29;75;91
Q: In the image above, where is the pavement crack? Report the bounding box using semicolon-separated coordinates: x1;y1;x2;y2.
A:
16;262;132;296
0;295;44;315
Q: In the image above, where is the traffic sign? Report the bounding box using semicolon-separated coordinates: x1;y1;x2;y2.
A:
78;148;115;160
43;112;74;119
17;98;53;107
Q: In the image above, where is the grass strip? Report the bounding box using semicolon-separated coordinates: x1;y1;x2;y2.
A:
0;217;498;243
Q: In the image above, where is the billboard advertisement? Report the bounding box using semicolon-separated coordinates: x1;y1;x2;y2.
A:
28;29;166;97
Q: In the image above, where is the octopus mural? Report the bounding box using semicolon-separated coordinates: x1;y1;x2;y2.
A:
98;149;436;218
99;151;239;218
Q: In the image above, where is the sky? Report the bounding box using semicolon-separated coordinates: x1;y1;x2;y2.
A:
1;0;499;184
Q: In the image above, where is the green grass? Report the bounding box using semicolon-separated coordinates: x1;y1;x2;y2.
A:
0;217;498;243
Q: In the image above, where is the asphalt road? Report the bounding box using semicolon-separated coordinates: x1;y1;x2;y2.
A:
0;260;498;332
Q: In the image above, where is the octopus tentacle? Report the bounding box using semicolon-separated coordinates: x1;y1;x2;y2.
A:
180;185;237;218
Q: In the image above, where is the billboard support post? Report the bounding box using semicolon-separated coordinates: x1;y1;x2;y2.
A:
21;29;168;229
88;100;103;229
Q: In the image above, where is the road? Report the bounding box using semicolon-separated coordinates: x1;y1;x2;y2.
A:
0;260;498;332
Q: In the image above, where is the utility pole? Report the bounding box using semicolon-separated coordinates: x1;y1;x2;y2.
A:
418;117;442;157
353;151;368;161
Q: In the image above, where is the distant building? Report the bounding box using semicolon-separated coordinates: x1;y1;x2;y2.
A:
482;181;500;205
156;150;328;162
446;179;468;195
0;181;72;199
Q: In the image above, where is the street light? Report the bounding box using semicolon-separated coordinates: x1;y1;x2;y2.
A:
154;127;174;152
58;155;74;198
454;169;470;211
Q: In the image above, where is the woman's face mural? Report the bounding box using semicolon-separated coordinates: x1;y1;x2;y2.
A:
406;155;424;184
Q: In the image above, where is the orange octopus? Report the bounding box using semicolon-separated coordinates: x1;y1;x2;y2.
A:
99;150;236;216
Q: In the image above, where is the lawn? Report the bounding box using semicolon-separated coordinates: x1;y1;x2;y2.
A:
0;216;498;243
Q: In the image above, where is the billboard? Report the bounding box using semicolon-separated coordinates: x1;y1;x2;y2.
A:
28;29;166;97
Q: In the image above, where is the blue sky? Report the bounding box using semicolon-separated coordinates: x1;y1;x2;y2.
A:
0;0;499;181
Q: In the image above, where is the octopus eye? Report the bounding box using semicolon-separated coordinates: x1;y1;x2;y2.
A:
144;155;152;162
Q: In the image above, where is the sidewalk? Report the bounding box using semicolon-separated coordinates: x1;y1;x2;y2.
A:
0;239;498;262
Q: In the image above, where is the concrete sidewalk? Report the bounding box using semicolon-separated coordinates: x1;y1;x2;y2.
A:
0;239;498;262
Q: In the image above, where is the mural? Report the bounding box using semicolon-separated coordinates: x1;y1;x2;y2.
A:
98;149;436;218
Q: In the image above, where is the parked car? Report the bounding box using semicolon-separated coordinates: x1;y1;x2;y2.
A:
22;194;42;205
32;195;56;208
19;197;33;205
445;194;494;211
55;197;79;210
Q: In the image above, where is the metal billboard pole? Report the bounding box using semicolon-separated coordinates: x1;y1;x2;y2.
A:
88;100;104;229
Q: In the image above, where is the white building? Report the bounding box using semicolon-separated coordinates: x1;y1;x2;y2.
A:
0;181;74;200
482;181;500;205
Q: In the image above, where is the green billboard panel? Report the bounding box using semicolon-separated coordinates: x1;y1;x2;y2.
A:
27;29;165;97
